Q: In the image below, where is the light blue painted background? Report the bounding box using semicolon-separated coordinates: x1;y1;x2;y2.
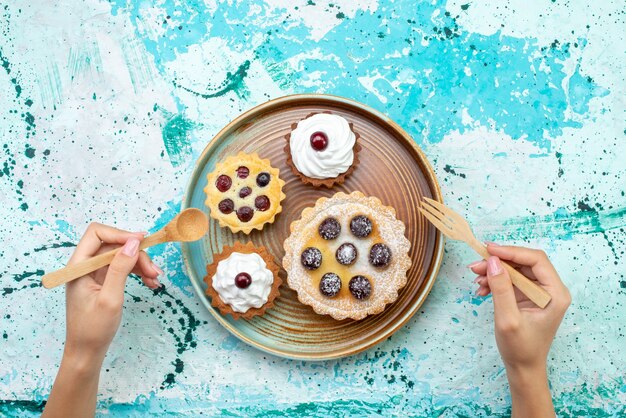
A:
0;0;624;416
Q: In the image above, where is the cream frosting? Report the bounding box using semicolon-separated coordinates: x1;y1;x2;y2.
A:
289;113;356;179
211;252;274;313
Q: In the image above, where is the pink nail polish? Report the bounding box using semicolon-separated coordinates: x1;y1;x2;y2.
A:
121;238;140;257
485;241;500;247
467;261;483;268
473;277;481;283
487;256;503;276
151;263;164;276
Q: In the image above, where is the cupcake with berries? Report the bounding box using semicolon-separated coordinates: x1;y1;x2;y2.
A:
285;112;361;188
283;191;411;320
204;242;282;320
205;152;286;234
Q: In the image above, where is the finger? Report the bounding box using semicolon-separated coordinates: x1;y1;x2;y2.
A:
486;256;520;326
100;237;141;307
99;247;157;279
476;286;490;296
474;275;490;296
486;243;562;287
468;260;487;275
136;251;160;279
139;274;159;289
518;266;538;281
469;259;524;276
474;275;487;285
136;251;162;288
70;223;145;263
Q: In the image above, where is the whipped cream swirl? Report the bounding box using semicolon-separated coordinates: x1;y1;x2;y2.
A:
290;113;356;179
212;252;274;313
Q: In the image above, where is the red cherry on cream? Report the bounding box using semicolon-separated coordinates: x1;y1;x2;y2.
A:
310;131;328;151
235;272;252;289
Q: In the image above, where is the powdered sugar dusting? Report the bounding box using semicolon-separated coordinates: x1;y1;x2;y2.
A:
283;192;412;320
336;243;358;265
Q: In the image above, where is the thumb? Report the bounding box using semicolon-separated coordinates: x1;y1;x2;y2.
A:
101;237;140;304
486;256;520;326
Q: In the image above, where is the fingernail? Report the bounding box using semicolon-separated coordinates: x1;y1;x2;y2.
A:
473;277;481;283
136;231;148;236
485;241;500;247
467;261;483;268
122;238;140;257
487;256;503;276
151;263;164;276
151;278;161;288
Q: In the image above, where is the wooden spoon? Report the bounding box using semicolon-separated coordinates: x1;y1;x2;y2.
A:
42;208;208;289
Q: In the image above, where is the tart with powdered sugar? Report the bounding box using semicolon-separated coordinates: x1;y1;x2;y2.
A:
285;112;361;188
204;242;282;320
283;191;412;320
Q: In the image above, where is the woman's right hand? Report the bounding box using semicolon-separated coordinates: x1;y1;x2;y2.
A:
468;243;571;418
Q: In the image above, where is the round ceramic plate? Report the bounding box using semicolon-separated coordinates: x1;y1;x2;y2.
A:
182;94;444;360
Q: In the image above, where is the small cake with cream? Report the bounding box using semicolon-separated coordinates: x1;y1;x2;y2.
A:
204;242;281;320
285;112;360;188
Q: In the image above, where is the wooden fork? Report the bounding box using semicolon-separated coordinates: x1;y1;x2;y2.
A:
418;197;551;308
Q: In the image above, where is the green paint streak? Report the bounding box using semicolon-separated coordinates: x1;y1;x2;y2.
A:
174;60;250;99
2;281;40;296
264;61;295;89
484;206;626;241
443;164;466;178
33;241;75;252
2;378;624;416
336;12;345;19
24;145;35;158
24;112;35;131
161;113;195;167
221;397;405;417
13;269;44;282
0;52;10;74
0;400;46;414
126;277;201;389
0;47;34;125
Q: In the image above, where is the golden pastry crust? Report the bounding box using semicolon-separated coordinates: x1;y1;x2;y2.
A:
204;242;282;320
283;191;412;320
284;111;361;188
205;152;286;234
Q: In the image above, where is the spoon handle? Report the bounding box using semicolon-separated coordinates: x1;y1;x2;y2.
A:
41;232;167;289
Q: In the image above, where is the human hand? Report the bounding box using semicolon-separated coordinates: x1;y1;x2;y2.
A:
43;223;163;418
469;243;571;371
468;243;571;417
64;223;163;365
